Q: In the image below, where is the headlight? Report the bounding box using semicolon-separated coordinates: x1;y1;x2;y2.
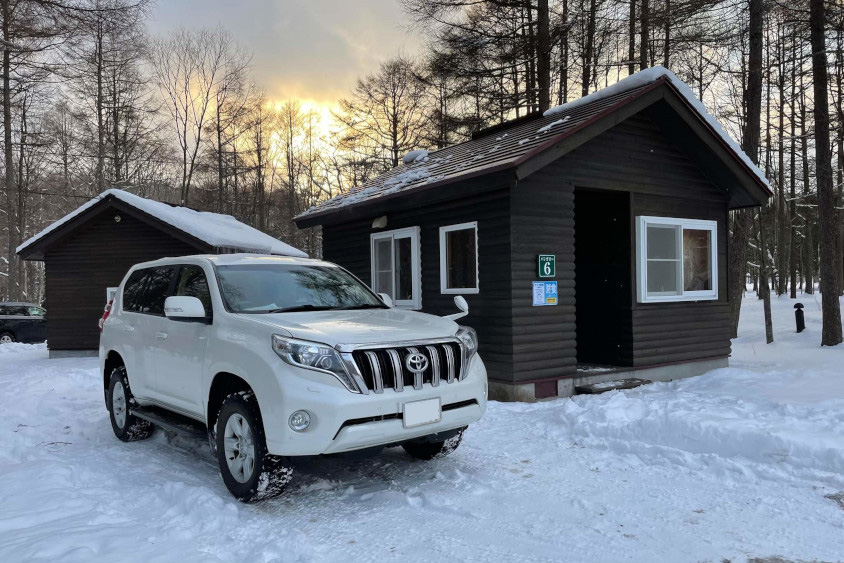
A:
456;326;478;360
272;335;360;393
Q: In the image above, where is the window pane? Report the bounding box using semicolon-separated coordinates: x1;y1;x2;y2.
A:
374;238;393;296
176;266;212;314
395;237;413;300
647;225;678;259
684;229;712;291
647;260;679;293
446;227;477;289
122;269;149;312
216;264;384;312
139;267;175;315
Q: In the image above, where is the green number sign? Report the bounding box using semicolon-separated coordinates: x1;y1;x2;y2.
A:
537;254;555;278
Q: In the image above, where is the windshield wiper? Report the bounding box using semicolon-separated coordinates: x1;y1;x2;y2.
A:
265;305;337;313
338;304;388;310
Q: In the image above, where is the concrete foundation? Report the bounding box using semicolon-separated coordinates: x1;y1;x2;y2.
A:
49;349;98;359
488;356;729;402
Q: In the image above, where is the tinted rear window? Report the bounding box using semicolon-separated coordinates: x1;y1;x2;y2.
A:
122;269;150;312
138;267;176;315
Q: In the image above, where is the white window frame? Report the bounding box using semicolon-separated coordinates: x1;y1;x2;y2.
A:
636;216;718;303
439;221;480;294
370;227;421;309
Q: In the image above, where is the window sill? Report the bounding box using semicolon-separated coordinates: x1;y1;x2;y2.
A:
441;288;479;295
638;293;719;304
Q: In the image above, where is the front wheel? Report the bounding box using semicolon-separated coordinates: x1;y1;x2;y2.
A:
402;428;465;460
0;332;15;345
215;392;292;502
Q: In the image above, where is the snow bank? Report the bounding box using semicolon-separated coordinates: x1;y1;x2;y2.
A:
543;66;770;190
17;189;307;258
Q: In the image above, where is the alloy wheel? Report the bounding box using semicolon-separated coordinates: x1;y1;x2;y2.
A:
223;413;255;483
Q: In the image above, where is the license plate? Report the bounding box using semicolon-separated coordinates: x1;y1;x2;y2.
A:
402;398;442;428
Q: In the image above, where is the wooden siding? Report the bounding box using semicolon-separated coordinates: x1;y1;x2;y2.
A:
44;207;204;350
629;193;731;365
508;111;731;377
322;188;514;382
509;176;577;382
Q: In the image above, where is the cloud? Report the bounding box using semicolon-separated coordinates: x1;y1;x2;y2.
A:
148;0;420;105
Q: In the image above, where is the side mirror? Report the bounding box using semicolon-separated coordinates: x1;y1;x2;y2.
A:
444;295;469;321
378;292;394;308
164;296;208;322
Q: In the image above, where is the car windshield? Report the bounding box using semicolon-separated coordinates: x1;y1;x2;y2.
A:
215;263;386;313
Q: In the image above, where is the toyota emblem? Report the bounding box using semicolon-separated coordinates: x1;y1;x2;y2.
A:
405;352;429;374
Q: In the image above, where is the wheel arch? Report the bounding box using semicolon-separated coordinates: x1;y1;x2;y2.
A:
103;350;125;391
207;372;263;432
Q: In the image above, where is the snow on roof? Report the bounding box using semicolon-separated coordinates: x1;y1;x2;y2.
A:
297;66;769;222
17;189;308;258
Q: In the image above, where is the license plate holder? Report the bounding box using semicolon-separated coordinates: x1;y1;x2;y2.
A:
402;397;442;428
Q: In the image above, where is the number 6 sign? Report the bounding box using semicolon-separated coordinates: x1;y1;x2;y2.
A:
537;254;555;278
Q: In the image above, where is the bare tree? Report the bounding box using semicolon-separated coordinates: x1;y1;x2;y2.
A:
334;56;430;171
809;0;843;345
150;27;245;205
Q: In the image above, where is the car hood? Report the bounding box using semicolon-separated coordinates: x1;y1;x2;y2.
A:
239;308;460;347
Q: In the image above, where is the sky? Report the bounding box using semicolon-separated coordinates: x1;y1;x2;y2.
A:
148;0;422;113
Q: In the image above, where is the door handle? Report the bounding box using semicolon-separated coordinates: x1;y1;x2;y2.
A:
122;326;134;332
155;331;168;340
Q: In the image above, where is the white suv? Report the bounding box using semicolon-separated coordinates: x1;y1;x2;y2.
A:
99;254;487;501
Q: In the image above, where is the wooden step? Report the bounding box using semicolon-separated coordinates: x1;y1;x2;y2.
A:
574;378;652;395
131;405;207;439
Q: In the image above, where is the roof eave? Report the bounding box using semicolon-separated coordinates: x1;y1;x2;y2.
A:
295;165;519;228
17;195;216;261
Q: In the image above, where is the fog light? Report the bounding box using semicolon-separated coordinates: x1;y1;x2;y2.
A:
289;410;311;432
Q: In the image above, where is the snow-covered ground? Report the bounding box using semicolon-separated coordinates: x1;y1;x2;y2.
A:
0;294;842;562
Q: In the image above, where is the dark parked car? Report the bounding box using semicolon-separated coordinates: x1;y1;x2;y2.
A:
0;302;47;344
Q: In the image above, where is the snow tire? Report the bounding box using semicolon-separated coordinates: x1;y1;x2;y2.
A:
215;391;292;503
108;366;154;442
402;428;465;460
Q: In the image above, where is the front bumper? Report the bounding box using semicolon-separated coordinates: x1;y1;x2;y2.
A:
261;355;488;456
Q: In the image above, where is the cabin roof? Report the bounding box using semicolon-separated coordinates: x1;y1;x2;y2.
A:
296;67;771;227
17;189;307;261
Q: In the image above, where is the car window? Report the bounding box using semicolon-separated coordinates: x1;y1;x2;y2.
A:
215;264;385;313
138;267;176;316
175;265;212;316
0;306;28;316
122;269;150;312
27;307;45;318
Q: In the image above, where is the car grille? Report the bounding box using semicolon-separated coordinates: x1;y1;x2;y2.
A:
350;342;464;393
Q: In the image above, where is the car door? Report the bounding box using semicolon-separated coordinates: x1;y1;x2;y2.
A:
132;266;178;405
151;264;211;417
26;306;47;343
115;268;154;396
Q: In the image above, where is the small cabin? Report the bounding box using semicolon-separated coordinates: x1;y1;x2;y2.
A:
17;189;305;357
295;67;771;402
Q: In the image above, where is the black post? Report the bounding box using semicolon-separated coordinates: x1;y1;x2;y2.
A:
794;303;806;333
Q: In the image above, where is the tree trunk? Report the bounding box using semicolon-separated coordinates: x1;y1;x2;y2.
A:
809;0;843;345
582;0;596;96
558;0;568;104
628;0;636;75
536;0;551;112
789;34;797;299
640;0;649;70
2;0;18;300
728;0;763;339
758;210;774;343
663;0;670;67
96;20;105;193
